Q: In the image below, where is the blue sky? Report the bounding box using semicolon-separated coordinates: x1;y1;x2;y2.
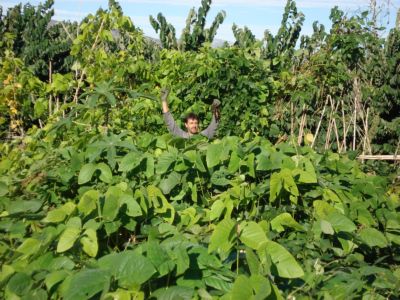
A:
2;0;399;41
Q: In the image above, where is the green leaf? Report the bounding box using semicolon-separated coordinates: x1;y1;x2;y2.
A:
147;185;175;223
78;163;97;184
313;200;337;219
246;248;261;276
8;200;42;214
230;275;253;300
256;152;272;171
211;169;230;186
246;153;255;178
172;245;190;276
97;162;112;183
57;217;82;253
77;190;99;216
292;158;318;184
145;155;155;178
320;219;334;235
43;202;76;223
325;211;356;233
263;241;304;278
98;250;156;287
159;171;181;194
240;221;268;250
195;152;207;172
80;228;98;257
0;181;8;196
122;194;142;217
43;209;67;223
250;274;271;299
16;238;41;256
296;169;317;184
7;272;32;296
34;98;47;118
156;152;176;174
103;186;123;221
269;283;284;300
228;150;241;173
152;286;194;300
146;241;174;276
359;228;388;248
57;227;81;253
270;213;304;233
209;218;236;254
209;199;225;221
386;233;400;245
206;143;223;168
204;276;232;292
48;256;75;271
119;152;143;172
45;270;69;291
62;269;110;300
281;168;299;199
269;172;282;203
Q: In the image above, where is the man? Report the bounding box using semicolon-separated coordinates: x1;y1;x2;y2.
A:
161;88;220;139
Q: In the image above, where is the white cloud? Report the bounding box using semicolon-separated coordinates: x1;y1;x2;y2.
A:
53;9;88;21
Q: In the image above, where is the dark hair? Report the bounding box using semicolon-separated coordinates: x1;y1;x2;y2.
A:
184;113;199;123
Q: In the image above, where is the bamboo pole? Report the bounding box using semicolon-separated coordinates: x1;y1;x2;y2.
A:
61;21;75;42
311;95;330;148
341;99;347;152
290;102;294;138
72;17;106;105
297;104;306;146
56;96;60;113
395;141;400;166
352;98;357;151
332;118;341;152
329;97;341;152
358;155;400;161
325;96;340;150
48;60;52;115
352;77;362;151
342;112;354;151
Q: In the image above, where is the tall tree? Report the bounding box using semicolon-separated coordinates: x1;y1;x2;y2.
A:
150;0;225;51
0;0;75;80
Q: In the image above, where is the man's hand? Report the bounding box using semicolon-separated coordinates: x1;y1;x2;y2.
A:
161;88;170;113
212;99;221;122
161;88;169;102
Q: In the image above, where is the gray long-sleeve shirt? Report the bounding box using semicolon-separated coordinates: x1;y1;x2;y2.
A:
163;112;219;139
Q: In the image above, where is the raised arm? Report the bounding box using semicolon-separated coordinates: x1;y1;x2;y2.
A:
200;99;220;139
161;88;169;113
161;88;190;138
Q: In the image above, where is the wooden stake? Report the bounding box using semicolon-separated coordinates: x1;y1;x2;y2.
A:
290;102;294;138
312;95;330;148
352;78;359;151
48;60;52;115
298;104;306;146
341;99;347;152
358;155;400;161
333;118;341;153
325;96;339;150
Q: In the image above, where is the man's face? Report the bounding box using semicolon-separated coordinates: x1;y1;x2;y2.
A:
185;118;199;135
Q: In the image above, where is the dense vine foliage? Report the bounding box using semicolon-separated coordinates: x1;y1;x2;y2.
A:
0;0;399;299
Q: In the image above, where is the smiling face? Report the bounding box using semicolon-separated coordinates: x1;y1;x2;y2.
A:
185;117;199;135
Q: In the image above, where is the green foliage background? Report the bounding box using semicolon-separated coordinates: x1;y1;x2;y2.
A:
0;0;399;299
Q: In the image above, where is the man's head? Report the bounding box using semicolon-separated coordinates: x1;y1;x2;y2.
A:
184;113;200;135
